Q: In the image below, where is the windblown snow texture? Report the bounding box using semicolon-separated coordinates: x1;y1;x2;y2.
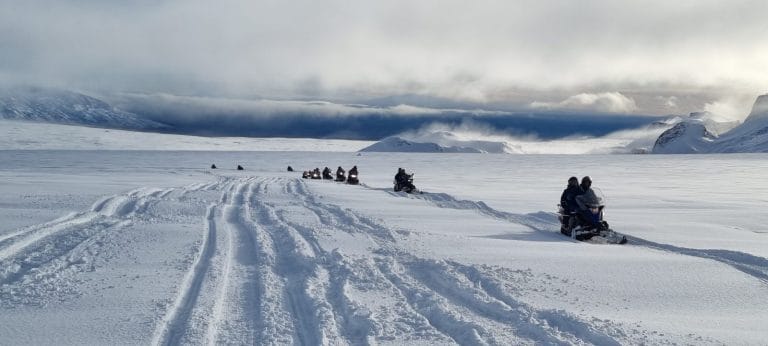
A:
1;150;767;345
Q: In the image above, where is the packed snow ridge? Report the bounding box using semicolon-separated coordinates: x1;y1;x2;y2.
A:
0;86;168;130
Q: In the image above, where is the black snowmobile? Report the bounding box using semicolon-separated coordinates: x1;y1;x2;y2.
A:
322;167;334;180
335;167;346;182
558;188;627;244
310;168;322;179
347;167;359;185
394;173;418;193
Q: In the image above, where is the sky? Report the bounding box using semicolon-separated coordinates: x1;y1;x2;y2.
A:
1;0;767;122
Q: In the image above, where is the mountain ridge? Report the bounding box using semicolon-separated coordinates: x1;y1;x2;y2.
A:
0;87;169;130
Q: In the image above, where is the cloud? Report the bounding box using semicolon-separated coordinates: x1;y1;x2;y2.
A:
1;0;766;115
702;94;756;122
390;118;669;154
108;93;657;139
530;92;638;113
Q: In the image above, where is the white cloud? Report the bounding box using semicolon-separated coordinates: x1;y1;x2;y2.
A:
395;118;667;154
1;0;767;115
702;94;756;122
530;92;638;113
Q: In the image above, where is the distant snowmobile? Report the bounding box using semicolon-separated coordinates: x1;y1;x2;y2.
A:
335;167;346;182
394;173;418;194
347;166;359;185
558;188;627;244
322;167;334;180
311;168;321;179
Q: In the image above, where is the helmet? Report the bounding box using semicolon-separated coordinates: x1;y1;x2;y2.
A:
568;176;578;186
581;176;592;189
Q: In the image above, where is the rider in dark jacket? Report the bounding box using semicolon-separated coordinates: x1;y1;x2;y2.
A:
394;168;417;192
394;168;408;184
560;177;582;213
560;176;582;232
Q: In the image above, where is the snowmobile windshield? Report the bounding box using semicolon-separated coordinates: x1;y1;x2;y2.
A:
586;188;607;208
592;187;606;207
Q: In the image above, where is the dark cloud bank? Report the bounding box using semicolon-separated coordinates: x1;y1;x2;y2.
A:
114;94;657;140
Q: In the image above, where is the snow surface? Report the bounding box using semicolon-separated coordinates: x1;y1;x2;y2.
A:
1;129;767;344
0;120;372;152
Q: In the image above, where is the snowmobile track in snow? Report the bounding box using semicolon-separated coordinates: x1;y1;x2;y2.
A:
5;175;720;344
0;187;176;288
150;176;632;345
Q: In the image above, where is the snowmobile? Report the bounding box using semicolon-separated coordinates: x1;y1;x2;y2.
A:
311;169;322;179
347;172;359;185
322;167;334;180
394;173;418;193
302;171;311;179
557;188;627;244
335;169;346;182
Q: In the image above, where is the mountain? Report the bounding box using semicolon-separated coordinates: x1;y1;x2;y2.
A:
652;94;768;154
0;87;168;130
360;136;485;153
705;95;768;153
359;133;522;153
651;120;716;154
744;94;768;121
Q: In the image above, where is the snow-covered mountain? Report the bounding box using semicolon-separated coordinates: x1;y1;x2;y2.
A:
651;119;716;154
360;133;522;153
0;87;168;130
652;94;768;153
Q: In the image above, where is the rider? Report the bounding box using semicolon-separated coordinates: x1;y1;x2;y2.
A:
575;176;603;230
559;176;582;232
394;168;416;192
394;168;407;186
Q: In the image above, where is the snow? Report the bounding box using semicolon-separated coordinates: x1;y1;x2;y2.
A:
0;120;372;151
361;129;667;155
653;94;768;154
360;135;511;153
1;125;767;344
651;120;716;154
0;87;167;130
